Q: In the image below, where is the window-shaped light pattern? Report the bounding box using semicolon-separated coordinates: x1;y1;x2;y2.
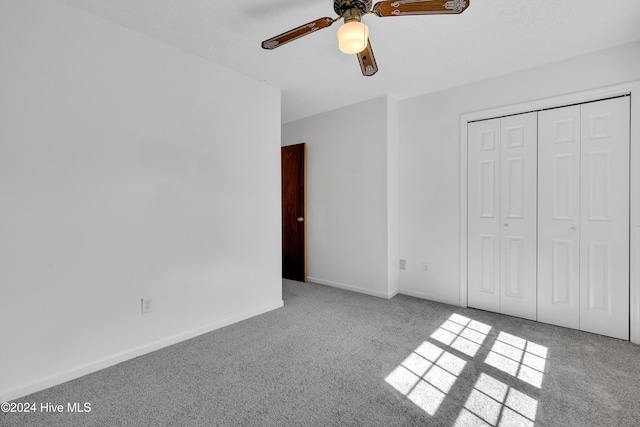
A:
385;314;548;425
455;373;538;427
484;332;547;389
385;341;466;415
430;313;491;357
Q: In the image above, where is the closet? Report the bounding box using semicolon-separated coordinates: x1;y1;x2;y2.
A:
467;112;538;321
467;96;630;340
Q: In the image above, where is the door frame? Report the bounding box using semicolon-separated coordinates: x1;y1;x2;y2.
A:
458;81;640;344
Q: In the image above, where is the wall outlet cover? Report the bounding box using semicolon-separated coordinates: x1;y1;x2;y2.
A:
141;297;153;314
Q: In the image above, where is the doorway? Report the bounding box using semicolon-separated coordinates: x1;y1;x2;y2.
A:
281;143;306;281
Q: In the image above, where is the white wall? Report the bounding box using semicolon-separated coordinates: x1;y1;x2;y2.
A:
0;0;282;402
282;96;398;298
398;40;640;304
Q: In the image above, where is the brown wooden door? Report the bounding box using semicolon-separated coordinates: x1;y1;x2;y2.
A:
281;143;306;281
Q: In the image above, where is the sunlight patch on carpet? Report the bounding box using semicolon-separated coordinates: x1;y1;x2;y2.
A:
484;332;547;388
385;313;547;424
385;340;467;415
454;373;538;427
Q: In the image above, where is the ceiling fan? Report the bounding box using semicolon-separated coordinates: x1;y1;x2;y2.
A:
261;0;471;77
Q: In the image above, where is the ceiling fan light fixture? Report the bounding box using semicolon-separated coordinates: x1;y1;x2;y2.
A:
337;20;369;54
261;0;471;76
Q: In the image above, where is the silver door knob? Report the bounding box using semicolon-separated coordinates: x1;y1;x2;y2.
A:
503;223;509;229
569;227;576;234
297;217;304;222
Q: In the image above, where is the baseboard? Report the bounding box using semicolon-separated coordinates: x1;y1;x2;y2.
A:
1;300;284;403
632;317;640;345
307;277;397;299
398;289;461;307
389;287;400;299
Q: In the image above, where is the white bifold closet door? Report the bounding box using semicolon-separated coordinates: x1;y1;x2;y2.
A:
468;112;538;321
538;96;630;340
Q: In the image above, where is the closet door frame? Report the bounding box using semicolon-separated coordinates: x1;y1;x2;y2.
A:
459;81;640;344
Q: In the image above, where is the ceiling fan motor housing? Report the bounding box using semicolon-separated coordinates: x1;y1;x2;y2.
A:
333;0;372;16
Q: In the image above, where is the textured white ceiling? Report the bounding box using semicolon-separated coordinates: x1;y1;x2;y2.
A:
63;0;640;123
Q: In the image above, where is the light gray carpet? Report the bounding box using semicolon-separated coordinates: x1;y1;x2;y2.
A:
2;279;639;426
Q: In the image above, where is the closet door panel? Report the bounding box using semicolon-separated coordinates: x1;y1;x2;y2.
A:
468;119;501;313
537;106;581;329
579;97;630;340
500;112;538;320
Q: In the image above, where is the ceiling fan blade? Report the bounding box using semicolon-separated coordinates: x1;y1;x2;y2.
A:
357;39;378;77
262;17;335;50
372;0;470;17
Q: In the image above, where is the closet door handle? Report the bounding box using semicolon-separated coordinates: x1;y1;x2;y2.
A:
503;223;509;229
569;226;576;234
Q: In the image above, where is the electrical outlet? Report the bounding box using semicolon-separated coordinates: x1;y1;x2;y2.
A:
399;259;406;270
141;297;153;314
422;263;429;273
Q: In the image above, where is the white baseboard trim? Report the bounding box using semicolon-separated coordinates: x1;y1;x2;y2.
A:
307;277;397;299
389;287;400;299
1;300;284;403
398;289;461;307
